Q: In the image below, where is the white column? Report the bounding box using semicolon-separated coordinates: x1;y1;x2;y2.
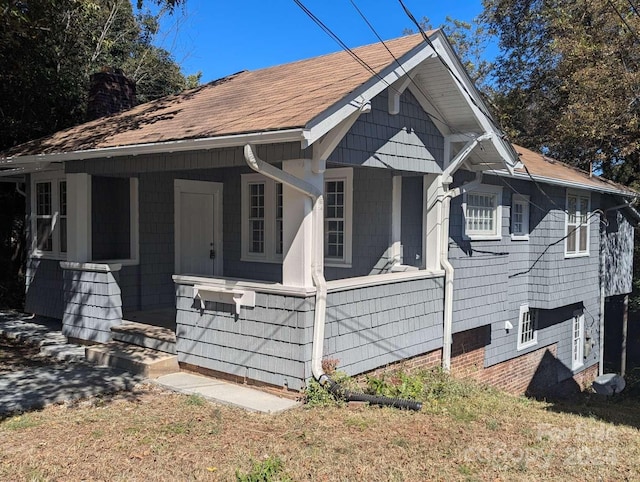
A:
67;173;92;263
282;159;324;288
391;175;402;264
423;174;442;270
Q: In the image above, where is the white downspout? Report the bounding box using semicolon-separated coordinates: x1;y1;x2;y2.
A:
440;172;483;371
244;145;330;384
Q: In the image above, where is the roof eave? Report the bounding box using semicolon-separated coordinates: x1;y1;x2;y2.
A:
0;128;308;166
488;169;639;197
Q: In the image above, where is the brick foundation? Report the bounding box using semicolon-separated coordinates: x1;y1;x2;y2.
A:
354;326;599;397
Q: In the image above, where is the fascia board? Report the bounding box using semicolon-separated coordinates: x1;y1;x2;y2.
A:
303;41;437;146
488;168;639;197
0;128;307;165
429;32;519;172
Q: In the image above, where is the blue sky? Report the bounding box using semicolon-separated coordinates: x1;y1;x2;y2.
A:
156;0;487;83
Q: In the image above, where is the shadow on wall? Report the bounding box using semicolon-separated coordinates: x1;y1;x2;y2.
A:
525;349;578;400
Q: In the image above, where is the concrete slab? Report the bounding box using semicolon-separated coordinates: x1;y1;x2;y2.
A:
155;372;300;414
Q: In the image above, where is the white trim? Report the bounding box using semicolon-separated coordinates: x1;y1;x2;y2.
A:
60;261;122;272
462;184;503;241
391;176;402;263
129;178;140;264
487;169;637;198
2;129;307;165
510;194;530;241
517;304;538;351
174;179;224;276
30;170;67;259
565;190;591;258
172;268;445;297
572;310;585;370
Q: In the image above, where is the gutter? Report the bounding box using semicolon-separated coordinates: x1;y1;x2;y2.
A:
1;129;308;166
243;144;329;385
439;172;483;371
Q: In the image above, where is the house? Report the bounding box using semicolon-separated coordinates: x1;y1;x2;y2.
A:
1;31;636;395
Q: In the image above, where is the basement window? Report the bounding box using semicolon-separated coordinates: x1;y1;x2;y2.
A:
517;304;537;351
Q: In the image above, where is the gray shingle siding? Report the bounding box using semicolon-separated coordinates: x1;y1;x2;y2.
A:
61;268;122;342
25;258;65;319
450;171;610;379
328;89;444;173
325;276;444;376
92;176;131;260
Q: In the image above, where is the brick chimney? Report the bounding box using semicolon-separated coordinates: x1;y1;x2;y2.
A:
86;68;136;121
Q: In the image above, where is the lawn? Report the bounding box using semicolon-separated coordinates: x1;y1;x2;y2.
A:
1;337;639;481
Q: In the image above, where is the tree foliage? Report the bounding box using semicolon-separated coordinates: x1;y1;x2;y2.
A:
482;0;640;187
0;0;197;151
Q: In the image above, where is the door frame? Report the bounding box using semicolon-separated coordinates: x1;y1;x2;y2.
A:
174;179;223;276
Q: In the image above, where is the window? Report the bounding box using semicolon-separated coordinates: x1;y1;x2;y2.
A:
31;171;67;258
565;191;590;257
517;304;537;351
324;168;352;266
241;168;352;265
462;185;503;240
572;311;585;370
511;194;529;241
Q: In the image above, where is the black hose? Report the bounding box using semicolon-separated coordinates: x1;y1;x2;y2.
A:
325;378;422;411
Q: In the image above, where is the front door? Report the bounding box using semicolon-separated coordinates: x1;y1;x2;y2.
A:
174;179;223;276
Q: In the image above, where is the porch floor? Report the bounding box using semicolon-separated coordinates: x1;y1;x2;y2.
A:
122;308;176;332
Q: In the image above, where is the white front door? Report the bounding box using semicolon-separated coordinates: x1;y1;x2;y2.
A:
174;179;223;276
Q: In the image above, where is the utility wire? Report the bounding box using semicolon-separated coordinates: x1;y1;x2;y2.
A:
293;0;471;140
607;0;640;43
627;0;640;19
347;0;474;141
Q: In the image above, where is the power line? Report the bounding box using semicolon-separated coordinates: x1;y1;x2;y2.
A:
627;0;640;19
607;0;640;43
396;0;506;135
347;0;473;141
293;0;470;139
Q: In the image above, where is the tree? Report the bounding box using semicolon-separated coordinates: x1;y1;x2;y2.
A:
0;0;195;308
0;0;197;151
481;0;640;184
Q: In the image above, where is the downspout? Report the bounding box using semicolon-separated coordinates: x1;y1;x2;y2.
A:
244;145;421;410
439;172;483;371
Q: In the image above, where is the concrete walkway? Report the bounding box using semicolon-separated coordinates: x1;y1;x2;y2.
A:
0;311;299;415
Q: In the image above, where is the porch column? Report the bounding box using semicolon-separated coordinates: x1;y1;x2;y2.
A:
282;159;324;288
67;173;92;262
423;174;441;270
391;175;402;264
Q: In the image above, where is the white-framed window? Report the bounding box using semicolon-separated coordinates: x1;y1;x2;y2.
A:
324;168;353;267
31;170;67;259
511;194;530;241
462;185;503;240
565;191;590;257
240;168;353;266
517;304;538;351
571;310;585;370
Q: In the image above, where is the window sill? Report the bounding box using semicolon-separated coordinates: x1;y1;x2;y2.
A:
564;252;590;259
240;256;283;264
463;233;502;241
30;253;67;261
516;340;538;352
324;261;352;269
511;234;529;241
92;259;139;267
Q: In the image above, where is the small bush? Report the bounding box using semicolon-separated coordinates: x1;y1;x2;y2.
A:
236;455;291;482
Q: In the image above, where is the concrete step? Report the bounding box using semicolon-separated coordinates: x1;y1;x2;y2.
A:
85;341;179;379
111;321;177;355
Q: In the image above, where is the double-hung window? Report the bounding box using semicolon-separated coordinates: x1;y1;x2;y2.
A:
31;171;67;258
462;185;503;240
571;310;585;370
241;168;352;266
511;194;530;241
517;304;537;351
565;191;590;257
